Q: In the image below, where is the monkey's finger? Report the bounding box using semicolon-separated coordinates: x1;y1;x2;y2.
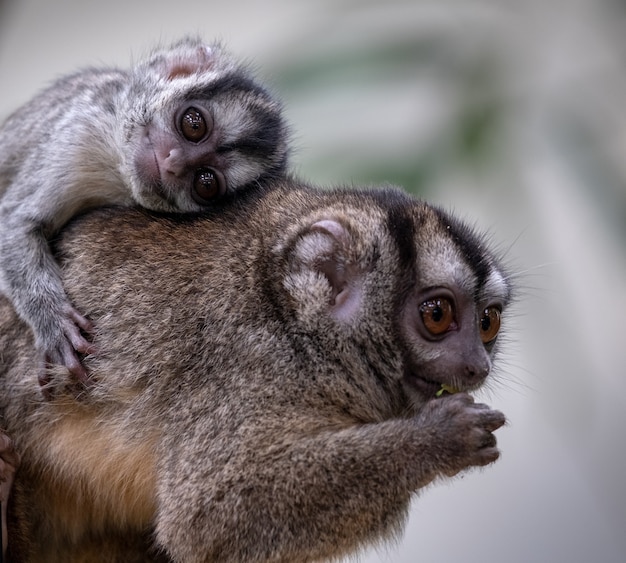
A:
0;434;20;469
471;401;491;410
2;453;20;472
474;446;500;466
64;305;95;334
65;355;90;384
70;334;98;356
479;431;497;449
480;409;506;432
63;323;94;351
445;392;474;406
46;345;90;384
61;317;97;355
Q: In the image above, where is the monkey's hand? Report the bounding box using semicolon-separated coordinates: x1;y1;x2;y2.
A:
0;217;97;393
0;432;19;504
415;393;505;478
39;303;96;392
0;431;19;558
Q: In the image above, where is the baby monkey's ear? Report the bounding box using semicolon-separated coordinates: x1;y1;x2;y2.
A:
162;43;218;80
287;219;364;322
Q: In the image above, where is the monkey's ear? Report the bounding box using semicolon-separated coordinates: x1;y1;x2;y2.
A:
165;45;215;80
289;219;363;322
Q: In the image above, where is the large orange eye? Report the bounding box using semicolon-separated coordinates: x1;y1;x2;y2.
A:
419;298;455;336
479;307;501;344
180;107;208;142
191;167;225;205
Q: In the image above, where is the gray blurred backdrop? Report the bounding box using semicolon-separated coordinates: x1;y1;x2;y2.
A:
1;1;625;562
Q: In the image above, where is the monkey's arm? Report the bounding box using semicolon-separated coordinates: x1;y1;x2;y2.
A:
157;394;504;563
0;73;127;389
0;208;95;386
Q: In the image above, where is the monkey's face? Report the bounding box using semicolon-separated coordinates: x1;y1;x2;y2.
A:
398;208;511;402
128;89;286;214
123;39;288;214
399;282;507;400
131;101;228;212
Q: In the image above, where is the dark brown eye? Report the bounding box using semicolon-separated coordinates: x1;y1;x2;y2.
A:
180;107;208;142
191;167;225;205
419;298;455;336
479;307;501;344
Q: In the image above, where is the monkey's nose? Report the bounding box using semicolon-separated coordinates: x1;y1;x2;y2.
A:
464;360;489;383
163;148;185;177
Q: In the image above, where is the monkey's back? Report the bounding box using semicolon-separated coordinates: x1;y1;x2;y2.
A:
0;181;411;561
0;196;258;559
0;66;128;197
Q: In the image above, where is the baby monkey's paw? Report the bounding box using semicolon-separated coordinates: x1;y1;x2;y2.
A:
38;304;97;397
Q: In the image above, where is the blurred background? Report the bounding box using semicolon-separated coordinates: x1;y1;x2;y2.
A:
1;0;624;561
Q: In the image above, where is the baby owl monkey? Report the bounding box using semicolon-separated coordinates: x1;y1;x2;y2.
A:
0;37;288;385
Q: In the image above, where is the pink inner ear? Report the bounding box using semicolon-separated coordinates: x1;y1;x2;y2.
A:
167;63;199;79
309;219;349;291
332;282;363;322
166;46;214;80
310;220;348;242
309;220;363;322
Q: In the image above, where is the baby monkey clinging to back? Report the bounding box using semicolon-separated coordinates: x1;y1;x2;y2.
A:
0;37;289;385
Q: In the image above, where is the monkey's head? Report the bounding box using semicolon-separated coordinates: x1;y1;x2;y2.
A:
270;187;512;409
122;37;289;213
398;204;512;403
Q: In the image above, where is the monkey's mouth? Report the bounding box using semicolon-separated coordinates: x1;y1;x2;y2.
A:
402;359;445;398
404;367;464;399
404;369;444;398
412;376;447;398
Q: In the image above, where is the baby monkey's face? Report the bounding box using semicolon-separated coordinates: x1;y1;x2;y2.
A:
132;99;228;212
123;40;288;214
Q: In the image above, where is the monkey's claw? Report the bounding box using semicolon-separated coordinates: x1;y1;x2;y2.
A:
0;432;19;494
38;306;97;394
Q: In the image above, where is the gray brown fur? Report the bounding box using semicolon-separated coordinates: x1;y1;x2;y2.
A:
0;178;510;562
0;37;288;380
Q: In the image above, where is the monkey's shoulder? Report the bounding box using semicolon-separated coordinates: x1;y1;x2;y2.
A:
0;66;128;138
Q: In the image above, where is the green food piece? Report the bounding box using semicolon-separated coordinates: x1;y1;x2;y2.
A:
436;384;459;397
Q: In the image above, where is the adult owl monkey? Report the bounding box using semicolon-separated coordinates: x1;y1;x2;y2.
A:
0;177;512;562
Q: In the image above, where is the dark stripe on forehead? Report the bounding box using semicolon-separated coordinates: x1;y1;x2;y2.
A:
433;207;491;292
386;201;417;273
361;188;419;386
364;187;417;279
